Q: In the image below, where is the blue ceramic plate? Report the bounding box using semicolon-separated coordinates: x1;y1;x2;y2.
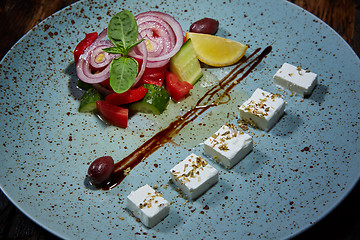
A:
1;0;359;239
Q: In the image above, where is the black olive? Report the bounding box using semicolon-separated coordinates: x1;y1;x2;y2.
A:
189;18;219;35
87;156;114;186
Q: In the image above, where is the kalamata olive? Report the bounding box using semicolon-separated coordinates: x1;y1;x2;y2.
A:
87;156;114;186
189;18;219;35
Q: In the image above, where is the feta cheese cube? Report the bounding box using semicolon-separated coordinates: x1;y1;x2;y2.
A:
203;124;253;169
239;88;285;131
127;184;169;228
273;63;318;97
170;153;218;200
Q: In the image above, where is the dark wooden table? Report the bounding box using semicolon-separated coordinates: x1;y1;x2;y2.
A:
1;0;359;239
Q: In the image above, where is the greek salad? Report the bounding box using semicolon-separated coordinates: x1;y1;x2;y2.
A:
74;10;220;128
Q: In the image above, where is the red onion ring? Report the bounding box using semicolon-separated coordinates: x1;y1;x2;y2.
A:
88;41;115;69
76;29;148;87
76;40;117;84
134;11;183;68
97;29;108;41
129;33;148;87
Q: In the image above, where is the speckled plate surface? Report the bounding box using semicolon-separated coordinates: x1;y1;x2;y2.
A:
0;0;359;239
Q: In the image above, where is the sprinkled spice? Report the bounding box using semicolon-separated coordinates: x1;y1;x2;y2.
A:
241;92;282;118
219;143;229;151
208;123;245;151
123;167;131;175
172;155;209;182
296;66;302;75
139;191;164;209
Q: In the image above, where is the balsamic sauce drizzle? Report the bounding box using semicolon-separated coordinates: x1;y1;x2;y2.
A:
103;46;272;190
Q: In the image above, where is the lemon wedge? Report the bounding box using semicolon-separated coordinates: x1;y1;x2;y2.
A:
186;32;248;67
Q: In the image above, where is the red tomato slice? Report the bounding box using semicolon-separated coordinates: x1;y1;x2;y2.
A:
73;32;98;64
105;86;148;105
165;71;193;102
131;58;166;86
141;71;166;86
96;101;128;128
135;63;169;87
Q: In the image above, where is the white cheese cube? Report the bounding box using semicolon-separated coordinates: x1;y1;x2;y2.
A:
203;124;253;169
170;153;218;200
126;184;169;228
273;63;318;97
239;88;285;131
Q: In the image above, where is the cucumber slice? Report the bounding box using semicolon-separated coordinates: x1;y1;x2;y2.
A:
129;84;170;115
77;79;93;90
79;88;102;113
169;39;203;85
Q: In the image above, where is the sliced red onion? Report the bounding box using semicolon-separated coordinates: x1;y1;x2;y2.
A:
134;11;183;68
76;29;148;86
129;33;148;86
97;29;108;42
137;16;175;55
88;40;115;69
76;40;117;84
76;10;184;86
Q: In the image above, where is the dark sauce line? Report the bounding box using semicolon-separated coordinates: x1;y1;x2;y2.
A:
219;47;261;88
196;48;261;107
103;46;272;190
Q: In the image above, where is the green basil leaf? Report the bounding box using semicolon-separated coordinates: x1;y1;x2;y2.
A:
109;57;138;93
119;39;145;56
127;39;144;53
102;46;125;54
107;10;139;51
